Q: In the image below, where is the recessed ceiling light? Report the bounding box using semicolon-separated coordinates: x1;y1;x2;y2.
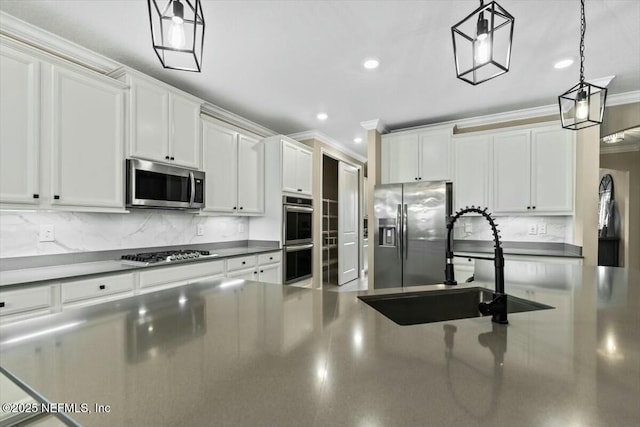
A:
363;58;380;70
317;112;328;121
354;137;363;144
554;59;574;69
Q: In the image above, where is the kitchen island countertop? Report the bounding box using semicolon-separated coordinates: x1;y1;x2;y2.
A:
0;262;638;427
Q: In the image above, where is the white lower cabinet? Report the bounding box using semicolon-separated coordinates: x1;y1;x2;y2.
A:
61;272;134;308
0;285;57;322
225;252;282;284
139;260;225;293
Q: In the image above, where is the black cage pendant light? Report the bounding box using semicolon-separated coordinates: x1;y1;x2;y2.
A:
147;0;205;72
451;0;514;85
558;0;607;130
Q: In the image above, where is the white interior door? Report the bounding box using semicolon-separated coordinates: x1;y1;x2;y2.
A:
338;162;359;285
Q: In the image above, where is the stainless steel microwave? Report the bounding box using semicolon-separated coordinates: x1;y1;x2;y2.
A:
126;159;205;209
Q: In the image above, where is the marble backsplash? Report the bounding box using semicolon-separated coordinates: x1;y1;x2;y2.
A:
0;211;249;259
453;215;574;243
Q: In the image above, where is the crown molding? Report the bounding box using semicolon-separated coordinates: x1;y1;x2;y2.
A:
288;130;367;163
606;90;640;107
600;144;640;154
0;11;120;74
199;104;277;138
360;119;386;133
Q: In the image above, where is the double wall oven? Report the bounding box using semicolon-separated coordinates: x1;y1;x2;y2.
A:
283;196;313;284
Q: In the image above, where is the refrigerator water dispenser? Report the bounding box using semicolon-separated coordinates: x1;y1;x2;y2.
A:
378;218;397;247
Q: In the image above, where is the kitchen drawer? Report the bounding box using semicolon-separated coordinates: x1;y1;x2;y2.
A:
258;251;281;265
226;267;259;281
139;260;224;288
226;255;257;272
61;273;134;304
0;285;55;316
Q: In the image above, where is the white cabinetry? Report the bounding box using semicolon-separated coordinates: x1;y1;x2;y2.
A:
139;260;225;293
382;128;451;184
61;273;134;308
0;44;40;205
493;127;574;214
225;252;282;284
282;140;313;195
112;69;202;169
0;40;127;211
46;64;125;208
453;134;491;212
0;285;57;322
201;117;264;215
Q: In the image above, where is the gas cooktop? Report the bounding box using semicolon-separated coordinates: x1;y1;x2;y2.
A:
120;249;217;266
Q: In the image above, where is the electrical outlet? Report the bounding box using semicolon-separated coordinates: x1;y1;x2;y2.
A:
196;224;204;236
528;224;537;235
238;223;245;233
464;222;472;233
39;224;55;242
537;223;547;234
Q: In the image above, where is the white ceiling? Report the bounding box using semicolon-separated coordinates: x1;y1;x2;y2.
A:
1;1;639;159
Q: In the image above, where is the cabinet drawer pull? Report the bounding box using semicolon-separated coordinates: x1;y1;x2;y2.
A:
170;156;175;161
165;155;170;160
260;270;264;273
532;206;536;209
99;285;106;290
233;206;237;210
297;189;302;192
33;194;39;199
54;195;60;200
239;207;243;210
527;206;531;210
0;302;5;308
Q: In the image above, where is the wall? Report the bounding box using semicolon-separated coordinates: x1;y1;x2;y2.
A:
600;151;640;270
575;126;601;266
0;211;248;259
453;216;574;243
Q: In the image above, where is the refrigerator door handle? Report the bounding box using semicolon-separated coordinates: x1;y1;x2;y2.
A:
403;204;408;259
396;204;402;259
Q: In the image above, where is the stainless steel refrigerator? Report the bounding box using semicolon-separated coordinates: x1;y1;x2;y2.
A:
374;181;452;289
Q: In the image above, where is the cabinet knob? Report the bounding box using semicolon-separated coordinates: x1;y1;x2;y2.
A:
269;257;273;260
260;270;264;273
532;206;536;209
419;177;422;180
233;207;237;210
414;177;417;181
527;206;531;210
254;271;258;274
242;261;246;265
54;195;60;200
239;207;243;210
165;156;170;160
0;302;5;308
170;156;175;161
99;285;106;290
33;194;39;199
297;189;302;192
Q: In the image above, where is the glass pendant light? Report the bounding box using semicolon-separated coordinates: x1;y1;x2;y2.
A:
558;0;607;130
451;0;515;85
147;0;205;72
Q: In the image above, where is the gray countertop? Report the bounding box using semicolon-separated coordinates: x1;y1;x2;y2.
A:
0;262;637;427
453;240;583;258
0;245;281;288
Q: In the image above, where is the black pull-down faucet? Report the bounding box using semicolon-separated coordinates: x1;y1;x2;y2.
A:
444;206;508;324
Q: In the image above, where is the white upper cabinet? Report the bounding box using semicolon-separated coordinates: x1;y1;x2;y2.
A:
453;134;491;212
237;134;264;214
0;44;40;205
0;40;126;211
530;127;574;213
492;126;574;214
493;130;531;213
201;118;264;215
281;140;313;195
112;70;202;169
382;128;451;184
46;65;125;208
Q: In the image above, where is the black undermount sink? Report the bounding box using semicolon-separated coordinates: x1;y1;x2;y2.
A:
358;287;553;325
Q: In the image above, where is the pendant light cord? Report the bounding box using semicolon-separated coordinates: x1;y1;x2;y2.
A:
580;0;586;84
